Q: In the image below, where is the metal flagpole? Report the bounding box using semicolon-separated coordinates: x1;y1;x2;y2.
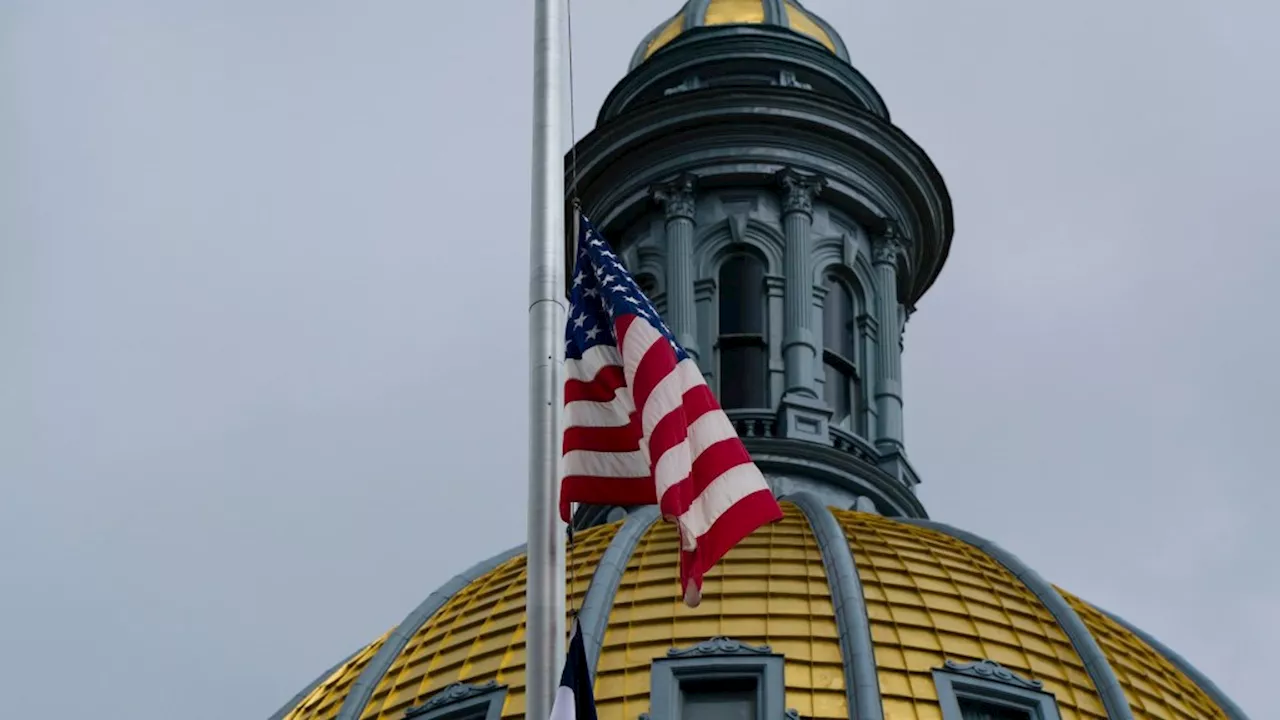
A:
527;0;567;717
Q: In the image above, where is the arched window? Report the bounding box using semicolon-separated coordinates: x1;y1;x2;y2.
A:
717;254;768;409
823;273;864;434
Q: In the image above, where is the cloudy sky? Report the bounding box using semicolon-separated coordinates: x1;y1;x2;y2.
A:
3;0;1277;717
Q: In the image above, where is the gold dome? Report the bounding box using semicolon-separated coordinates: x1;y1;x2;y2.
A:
631;0;850;70
277;506;1233;720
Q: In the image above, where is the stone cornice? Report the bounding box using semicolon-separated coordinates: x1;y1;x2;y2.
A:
607;25;888;123
565;87;952;306
744;437;930;518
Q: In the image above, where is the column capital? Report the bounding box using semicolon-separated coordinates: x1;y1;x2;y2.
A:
650;174;698;220
776;167;826;216
872;221;907;265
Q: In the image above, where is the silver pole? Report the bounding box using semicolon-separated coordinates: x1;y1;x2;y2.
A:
526;0;566;717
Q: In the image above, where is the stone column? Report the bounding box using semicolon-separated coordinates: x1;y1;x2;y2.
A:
651;174;699;362
775;167;831;444
872;222;906;452
777;167;826;398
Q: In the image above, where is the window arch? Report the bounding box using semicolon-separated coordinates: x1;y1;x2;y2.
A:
717;253;768;409
822;272;865;435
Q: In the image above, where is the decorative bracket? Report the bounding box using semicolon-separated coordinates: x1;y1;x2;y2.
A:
651;174;698;220
666;636;773;658
939;659;1044;691
872;221;906;265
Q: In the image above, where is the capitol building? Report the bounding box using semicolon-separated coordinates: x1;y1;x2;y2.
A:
267;2;1248;719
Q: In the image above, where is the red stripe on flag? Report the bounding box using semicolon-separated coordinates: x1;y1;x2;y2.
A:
657;437;754;518
680;383;717;425
629;329;678;414
646;408;688;470
678;488;783;592
614;314;637;349
560;475;657;522
562;424;641;454
564;365;627;404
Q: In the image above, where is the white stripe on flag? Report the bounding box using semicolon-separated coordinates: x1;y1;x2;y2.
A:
548;686;577;720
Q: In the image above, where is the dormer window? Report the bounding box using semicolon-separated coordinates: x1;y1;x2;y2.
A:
680;677;758;719
403;682;506;720
958;699;1033;719
932;659;1062;720
646;637;784;720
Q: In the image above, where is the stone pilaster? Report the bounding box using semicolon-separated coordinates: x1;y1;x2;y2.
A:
775;167;831;444
651;174;699;362
872;222;906;454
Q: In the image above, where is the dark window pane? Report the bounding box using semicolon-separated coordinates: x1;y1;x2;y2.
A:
681;678;758;720
636;273;658;299
721;343;767;409
825;362;851;426
719;255;765;334
823;274;855;359
958;698;1032;720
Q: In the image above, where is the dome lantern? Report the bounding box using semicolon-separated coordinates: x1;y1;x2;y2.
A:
629;0;851;70
266;2;1251;718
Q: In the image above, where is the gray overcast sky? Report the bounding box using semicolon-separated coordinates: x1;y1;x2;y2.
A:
2;0;1277;717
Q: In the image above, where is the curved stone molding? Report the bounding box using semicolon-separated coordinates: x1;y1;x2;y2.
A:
267;650;359;720
940;658;1043;691
577;505;661;679
667;636;773;658
333;545;527;720
404;681;503;719
566;89;952;306
1097;606;1252;720
902;520;1135;720
745;436;930;518
789;492;884;720
615;25;884;119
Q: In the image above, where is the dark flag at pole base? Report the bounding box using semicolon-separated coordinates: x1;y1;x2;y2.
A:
549;620;598;720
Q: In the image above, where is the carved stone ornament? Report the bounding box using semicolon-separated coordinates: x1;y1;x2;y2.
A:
940;659;1044;691
663;75;706;96
872;221;906;265
771;70;813;90
651;174;698;220
666;636;773;658
405;680;501;717
776;167;826;215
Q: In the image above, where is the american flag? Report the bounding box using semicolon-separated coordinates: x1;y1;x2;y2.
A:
560;209;783;607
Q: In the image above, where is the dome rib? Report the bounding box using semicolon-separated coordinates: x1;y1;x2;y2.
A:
902;519;1136;720
270;649;362;720
788;493;884;720
576;507;662;679
1097;605;1250;719
333;545;527;720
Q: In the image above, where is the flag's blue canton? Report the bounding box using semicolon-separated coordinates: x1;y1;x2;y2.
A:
565;215;689;364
